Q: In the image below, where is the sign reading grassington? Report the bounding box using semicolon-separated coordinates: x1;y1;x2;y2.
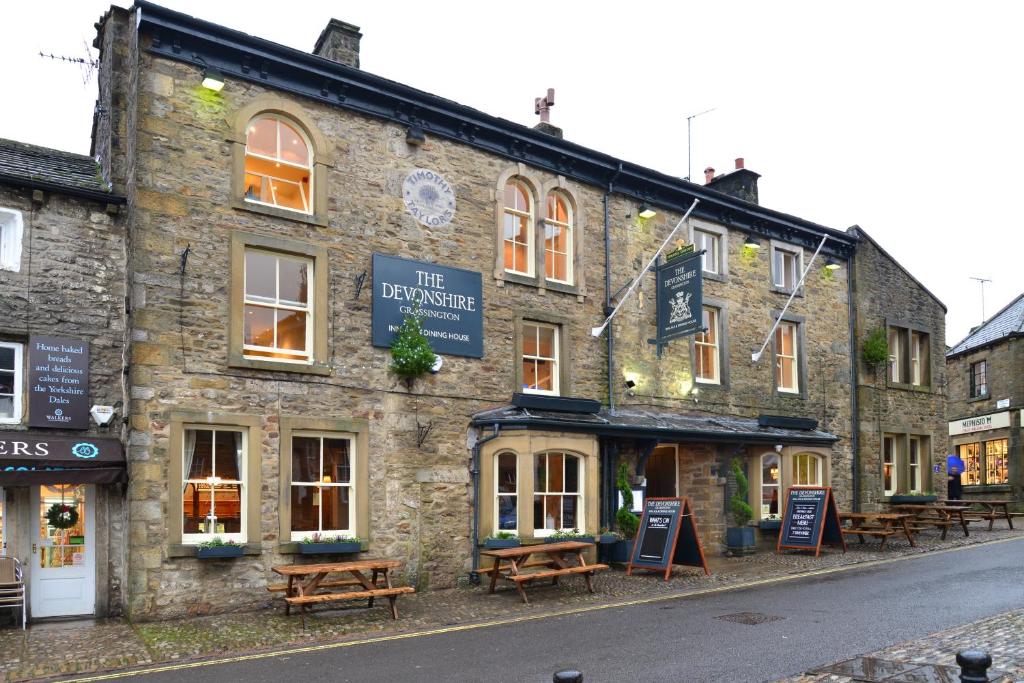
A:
655;251;703;342
372;254;483;358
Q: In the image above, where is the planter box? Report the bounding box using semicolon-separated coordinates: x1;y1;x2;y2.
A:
298;541;362;554
552;535;594;544
726;527;757;555
758;519;782;531
889;495;937;505
484;538;521;549
196;545;243;559
598;534;620;544
610;539;634;563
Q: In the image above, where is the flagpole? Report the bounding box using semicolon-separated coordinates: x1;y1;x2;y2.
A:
591;198;700;338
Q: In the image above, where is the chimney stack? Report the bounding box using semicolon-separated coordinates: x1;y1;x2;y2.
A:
533;88;563;139
704;167;716;184
705;158;760;204
735;157;744;170
313;19;362;69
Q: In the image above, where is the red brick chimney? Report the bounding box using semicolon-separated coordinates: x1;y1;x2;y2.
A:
704;167;715;184
735;157;744;170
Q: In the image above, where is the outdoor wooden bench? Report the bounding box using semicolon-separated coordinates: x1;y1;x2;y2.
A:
839;512;917;550
271;559;412;624
948;500;1015;531
480;541;608;604
892;504;972;537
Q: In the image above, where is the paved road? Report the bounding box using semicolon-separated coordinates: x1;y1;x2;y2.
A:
130;539;1024;683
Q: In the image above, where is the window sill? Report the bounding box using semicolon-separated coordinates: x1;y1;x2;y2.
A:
967;394;991;403
498;271;582;297
702;271;729;284
770;285;803;297
231;199;327;227
886;382;933;394
775;389;805;400
169;543;262;558
228;352;332;376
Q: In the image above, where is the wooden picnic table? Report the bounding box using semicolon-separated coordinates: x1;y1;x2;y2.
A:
270;559;413;622
947;499;1016;530
480;541;608;604
839;512;917;549
891;504;972;537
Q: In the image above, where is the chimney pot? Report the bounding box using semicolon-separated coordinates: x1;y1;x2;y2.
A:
704;167;715;184
313;19;362;69
735;157;744;170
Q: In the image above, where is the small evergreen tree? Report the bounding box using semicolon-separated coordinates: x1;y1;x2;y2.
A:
862;327;889;370
615;461;640;538
729;458;753;527
389;305;436;387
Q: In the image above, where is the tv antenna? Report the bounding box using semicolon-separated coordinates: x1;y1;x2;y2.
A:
38;41;98;86
969;276;992;323
685;107;716;181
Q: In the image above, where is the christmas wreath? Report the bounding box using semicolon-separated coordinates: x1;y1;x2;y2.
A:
46;503;79;530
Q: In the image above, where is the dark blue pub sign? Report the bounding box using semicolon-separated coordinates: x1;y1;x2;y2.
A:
655;251;704;343
371;253;484;358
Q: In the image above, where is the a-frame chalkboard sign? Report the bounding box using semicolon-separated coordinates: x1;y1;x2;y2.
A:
776;486;847;557
626;497;710;580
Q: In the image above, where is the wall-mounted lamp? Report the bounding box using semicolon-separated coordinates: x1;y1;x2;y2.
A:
638;203;657;219
743;234;760;250
194;55;225;92
624;379;636;396
824;257;841;271
406;126;426;146
774;444;784;453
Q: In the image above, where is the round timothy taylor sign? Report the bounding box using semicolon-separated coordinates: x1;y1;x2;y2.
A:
403;169;456;228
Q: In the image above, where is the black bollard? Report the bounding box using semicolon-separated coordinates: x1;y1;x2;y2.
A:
553;670;583;683
956;650;992;683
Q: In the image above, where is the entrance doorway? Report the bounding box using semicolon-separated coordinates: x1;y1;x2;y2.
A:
29;484;95;618
645;445;678;498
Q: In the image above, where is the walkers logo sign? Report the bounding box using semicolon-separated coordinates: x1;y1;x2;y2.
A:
371;254;483;358
28;336;90;430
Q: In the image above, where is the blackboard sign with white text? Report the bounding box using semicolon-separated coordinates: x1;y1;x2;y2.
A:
28;336;89;430
777;486;846;556
627;497;710;580
371;254;483;358
655;250;703;343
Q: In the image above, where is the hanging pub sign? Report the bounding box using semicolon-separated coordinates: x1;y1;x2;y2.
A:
372;253;484;358
654;249;704;344
626;497;710;580
776;486;846;557
28;336;89;430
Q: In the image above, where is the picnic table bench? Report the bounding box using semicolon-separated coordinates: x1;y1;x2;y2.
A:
890;504;972;537
839;512;917;549
270;559;413;623
888;504;956;540
480;541;608;604
947;499;1016;531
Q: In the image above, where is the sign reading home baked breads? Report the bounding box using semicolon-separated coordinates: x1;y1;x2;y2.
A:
776;486;846;557
372;254;483;358
626;497;710;580
28;335;89;429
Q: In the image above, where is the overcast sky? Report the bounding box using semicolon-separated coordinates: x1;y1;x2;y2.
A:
5;1;1021;346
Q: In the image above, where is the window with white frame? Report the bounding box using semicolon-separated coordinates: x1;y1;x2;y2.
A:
908;436;921;493
958;442;981;485
244;115;313;214
984;438;1008;485
969;360;987;398
0;342;23;424
883;435;897;495
182;427;247;543
521;322;559;395
0;208;24;272
503;180;534;276
495;451;518;533
889;326;929;386
694;229;720;275
911;332;925;386
888;328;903;383
290;434;354;540
772;245;801;290
243;249;313;363
544;193;573;284
533;452;582;534
760;453;780;519
775;321;799;393
793;453;821;486
694;307;720;384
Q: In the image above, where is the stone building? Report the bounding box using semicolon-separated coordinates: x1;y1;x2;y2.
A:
945;293;1024;500
0;1;948;622
848;227;948;507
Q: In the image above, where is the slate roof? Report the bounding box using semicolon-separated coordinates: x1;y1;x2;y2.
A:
471;405;839;445
947;293;1024;357
0;138;110;195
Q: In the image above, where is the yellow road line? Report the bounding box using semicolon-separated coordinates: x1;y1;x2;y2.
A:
64;535;1023;682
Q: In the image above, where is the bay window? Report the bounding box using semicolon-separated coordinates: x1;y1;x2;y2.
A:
533;452;582;535
290;434;354;540
793;453;822;486
495;452;518;533
760;453;780;519
182;427;246;543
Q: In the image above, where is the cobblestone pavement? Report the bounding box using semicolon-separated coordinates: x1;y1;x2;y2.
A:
0;524;1021;682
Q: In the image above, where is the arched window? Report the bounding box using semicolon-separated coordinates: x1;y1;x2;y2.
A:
760;453;780;518
544;193;573;284
533;451;582;534
793;453;822;486
503;180;534;276
244;115;313;214
495;452;518;533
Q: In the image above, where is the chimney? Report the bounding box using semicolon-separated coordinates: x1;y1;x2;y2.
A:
735;157;744;170
314;19;362;68
705;158;760;204
704;167;716;184
533;88;563;138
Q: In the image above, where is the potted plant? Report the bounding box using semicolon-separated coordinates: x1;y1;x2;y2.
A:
726;459;756;555
549;529;594;543
613;461;640;563
196;537;244;559
597;528;620;544
889;491;937;505
298;533;363;554
484;531;521;549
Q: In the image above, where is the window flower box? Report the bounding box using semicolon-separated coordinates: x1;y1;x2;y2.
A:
548;531;594;544
298;535;362;555
196;540;244;559
889;494;937;505
598;532;620;544
758;519;782;531
484;537;521;549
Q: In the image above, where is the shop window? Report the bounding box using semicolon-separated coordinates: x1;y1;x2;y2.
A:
533;452;582;535
0;342;23;424
793;453;821;486
694;229;720;275
495;452;518;533
503;180;534;277
760;453;780;519
984;439;1008;485
908;436;922;493
181;427;247;544
243;248;313;363
889;327;930;386
243;115;313;214
958;442;981;485
774;321;800;394
521;321;560;395
288;434;355;540
969;361;988;398
694;307;720;384
544;192;573;284
0;208;23;272
771;243;802;291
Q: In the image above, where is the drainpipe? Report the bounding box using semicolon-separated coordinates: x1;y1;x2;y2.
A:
847;251;861;512
604;163;623;414
469;423;501;584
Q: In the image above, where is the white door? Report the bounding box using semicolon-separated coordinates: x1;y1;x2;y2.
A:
30;484;95;618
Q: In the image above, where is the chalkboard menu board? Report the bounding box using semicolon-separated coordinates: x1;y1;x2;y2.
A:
28;335;89;430
627;497;710;580
776;486;846;556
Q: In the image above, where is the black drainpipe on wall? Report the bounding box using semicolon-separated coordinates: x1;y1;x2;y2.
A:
847;252;861;512
604;163;623;414
469;423;501;584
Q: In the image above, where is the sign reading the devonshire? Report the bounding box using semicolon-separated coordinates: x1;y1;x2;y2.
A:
372;254;483;358
28;336;89;430
655;251;703;342
627;497;710;580
777;486;846;557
